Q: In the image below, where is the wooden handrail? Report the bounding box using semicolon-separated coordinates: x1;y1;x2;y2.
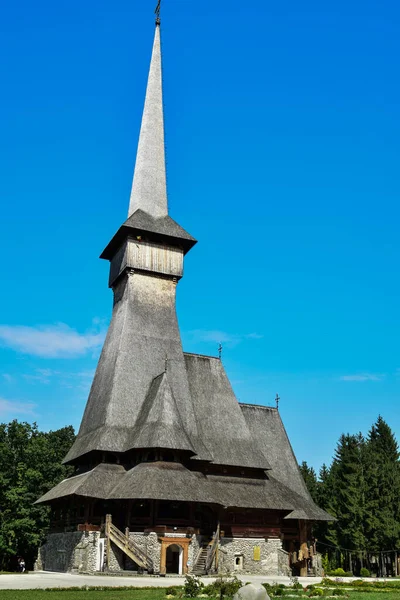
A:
105;514;153;571
192;545;206;571
206;522;220;573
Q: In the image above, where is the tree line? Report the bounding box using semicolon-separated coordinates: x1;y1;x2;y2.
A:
300;415;400;577
0;420;75;571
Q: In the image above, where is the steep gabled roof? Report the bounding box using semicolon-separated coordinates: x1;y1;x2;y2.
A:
131;372;195;453
184;353;270;470
239;404;309;498
240;403;333;520
63;274;209;465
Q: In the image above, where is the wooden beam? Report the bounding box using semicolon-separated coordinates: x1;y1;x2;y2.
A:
105;514;111;571
299;519;308;577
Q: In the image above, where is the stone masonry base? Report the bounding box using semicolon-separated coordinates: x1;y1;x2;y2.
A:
219;537;290;576
35;532;290;576
35;531;100;573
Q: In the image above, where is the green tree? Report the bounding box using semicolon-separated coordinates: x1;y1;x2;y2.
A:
327;433;367;555
364;416;400;574
0;420;75;570
299;461;319;503
300;417;400;576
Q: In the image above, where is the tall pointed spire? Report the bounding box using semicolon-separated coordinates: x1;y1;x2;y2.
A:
128;23;167;218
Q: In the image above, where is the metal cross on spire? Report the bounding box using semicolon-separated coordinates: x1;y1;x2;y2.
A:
155;0;161;24
275;393;280;409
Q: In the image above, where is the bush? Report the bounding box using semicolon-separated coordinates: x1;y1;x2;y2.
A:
344;572;353;577
309;589;324;597
273;589;284;597
184;575;204;598
204;575;243;598
332;590;346;596
327;568;346;577
166;587;178;596
360;568;371;578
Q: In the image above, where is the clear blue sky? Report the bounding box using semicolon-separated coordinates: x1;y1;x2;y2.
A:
1;0;399;473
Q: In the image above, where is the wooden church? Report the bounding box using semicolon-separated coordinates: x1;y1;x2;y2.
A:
36;8;331;577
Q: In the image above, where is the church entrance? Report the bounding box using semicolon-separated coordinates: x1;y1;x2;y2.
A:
166;544;183;574
160;536;190;575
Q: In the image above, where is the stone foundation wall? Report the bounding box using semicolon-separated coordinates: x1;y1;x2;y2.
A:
219;537;288;576
310;553;323;576
278;548;291;577
35;532;290;576
35;531;100;573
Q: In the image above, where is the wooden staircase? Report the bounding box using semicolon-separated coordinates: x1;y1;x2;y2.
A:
192;523;220;575
105;514;154;572
192;546;209;575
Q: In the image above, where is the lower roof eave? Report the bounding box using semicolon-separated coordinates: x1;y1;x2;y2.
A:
283;508;336;521
35;463;126;504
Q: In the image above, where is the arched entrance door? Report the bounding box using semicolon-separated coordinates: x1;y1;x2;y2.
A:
160;537;191;575
166;544;183;574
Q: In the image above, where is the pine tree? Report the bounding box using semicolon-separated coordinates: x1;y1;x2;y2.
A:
318;463;331;510
299;417;400;576
302;435;367;570
364;416;400;565
299;461;319;503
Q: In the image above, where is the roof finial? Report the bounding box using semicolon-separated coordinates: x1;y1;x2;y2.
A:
155;0;161;25
275;393;280;409
218;344;223;360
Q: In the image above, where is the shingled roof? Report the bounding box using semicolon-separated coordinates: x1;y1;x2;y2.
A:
184;353;270;470
239;404;310;499
131;372;195;453
35;464;125;504
240;403;332;520
36;460;332;520
100;209;197;260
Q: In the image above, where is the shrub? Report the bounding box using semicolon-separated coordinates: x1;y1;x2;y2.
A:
309;589;324;597
320;579;334;586
332;590;346;596
184;575;204;598
334;568;346;577
204;575;243;598
327;568;346;577
292;578;303;590
360;568;370;578
344;572;353;577
166;587;178;596
273;589;284;597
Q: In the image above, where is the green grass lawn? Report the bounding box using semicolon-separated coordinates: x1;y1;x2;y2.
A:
349;595;400;600
1;588;400;600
